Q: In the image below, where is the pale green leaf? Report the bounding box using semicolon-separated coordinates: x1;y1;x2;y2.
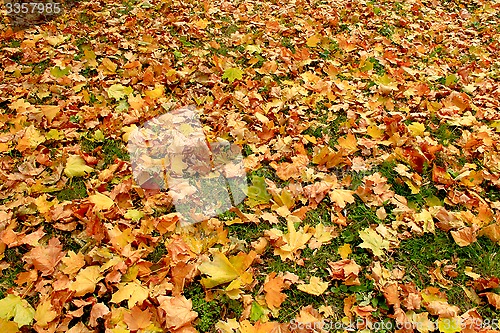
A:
106;84;133;100
64;155;94;178
222;68;243;83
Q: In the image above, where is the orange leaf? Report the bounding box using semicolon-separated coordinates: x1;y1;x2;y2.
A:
123;306;152;331
23;238;65;276
264;272;287;310
479;292;500;310
158;296;197;330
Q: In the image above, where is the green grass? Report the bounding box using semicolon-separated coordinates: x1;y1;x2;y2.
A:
184;283;243;332
393;230;500;316
56;177;88;201
434;123;461;146
81;135;130;169
0;248;25;299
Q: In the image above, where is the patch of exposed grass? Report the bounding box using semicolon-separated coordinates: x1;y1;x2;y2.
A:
55;177;88;201
433;123;461;146
81;135;129;169
393;230;500;315
184;282;242;332
0;248;25;299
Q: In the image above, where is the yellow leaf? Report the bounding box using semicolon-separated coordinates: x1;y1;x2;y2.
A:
122;124;138;142
128;94;144;110
88;192;114;211
306;35;321;48
16;126;45;152
39;105;60;122
309;223;335;249
194;19;209;29
337;133;358;153
111;280;149;308
407;122;426;136
329;189;355;209
64;155;94;178
45;35;65;46
0;317;19;332
367;125;384;139
408;311;435;333
479;222;500;243
71;266;103;297
101;58;117;74
170;155;188;175
61;251;85;276
437;317;461;333
338;244;352;259
297;276;329;296
415;209;435;234
199;251;256;288
34;299;57;327
358;228;389;257
0;294;35;327
144;84;164;98
274;219;312;261
34;194;57;214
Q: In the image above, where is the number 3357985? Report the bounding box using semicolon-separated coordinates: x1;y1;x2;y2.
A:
5;2;62;15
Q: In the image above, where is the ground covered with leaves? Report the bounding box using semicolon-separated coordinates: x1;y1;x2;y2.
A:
1;0;500;332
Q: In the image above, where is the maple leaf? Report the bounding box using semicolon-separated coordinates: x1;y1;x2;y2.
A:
297;276;329;296
479;292;500;310
88;192;114;211
246;176;271;207
16;125;45;152
89;303;110;328
70;266;103;297
111;280;149;308
329;189;355;209
222;68;243;83
358;228;390;256
123;306;152;331
64;155;94;178
60;251;85;276
479;222;500;243
106;84;133;100
263;272;287;310
327;259;361;286
306;35;321;48
273;218;312;261
0;294;35;327
124;209;144;221
450;227;477;247
23;238;65;276
337;243;352;260
158;296;197;330
308;223;336;250
34;298;57;327
198;250;256;288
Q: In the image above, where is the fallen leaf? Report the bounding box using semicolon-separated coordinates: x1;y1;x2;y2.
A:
358;228;390;256
71;266;103;297
64;155;94;178
297;276;329;296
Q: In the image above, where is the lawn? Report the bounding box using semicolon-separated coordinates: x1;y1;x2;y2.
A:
0;0;499;332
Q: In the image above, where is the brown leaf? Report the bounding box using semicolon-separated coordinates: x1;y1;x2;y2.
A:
23;238;65;276
479;292;500;310
89;303;110;328
327;259;361;286
158;296;197;330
